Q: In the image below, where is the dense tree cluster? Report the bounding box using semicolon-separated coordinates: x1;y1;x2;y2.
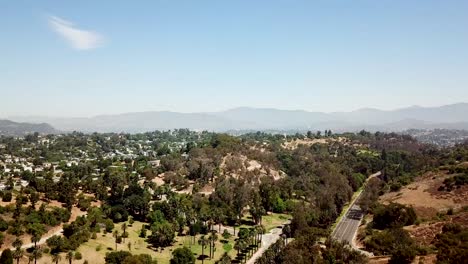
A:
435;223;468;264
1;130;466;263
372;203;417;230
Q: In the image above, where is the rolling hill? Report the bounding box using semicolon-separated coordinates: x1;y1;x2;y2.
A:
0;120;57;136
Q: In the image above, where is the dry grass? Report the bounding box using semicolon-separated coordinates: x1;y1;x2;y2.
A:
379;171;468;219
282;137;350;150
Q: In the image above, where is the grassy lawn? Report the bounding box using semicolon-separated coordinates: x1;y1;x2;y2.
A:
32;214;290;264
73;221;237;264
238;212;292;233
262;213;292;232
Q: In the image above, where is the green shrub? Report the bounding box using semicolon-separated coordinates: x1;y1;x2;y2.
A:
2;192;12;202
373;203;417;229
75;251;82;260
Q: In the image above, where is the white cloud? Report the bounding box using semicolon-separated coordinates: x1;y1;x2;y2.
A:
48;16;104;50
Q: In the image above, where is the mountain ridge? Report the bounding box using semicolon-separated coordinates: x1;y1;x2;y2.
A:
7;103;468;133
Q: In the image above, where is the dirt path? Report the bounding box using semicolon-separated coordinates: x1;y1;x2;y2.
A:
8;205;87;251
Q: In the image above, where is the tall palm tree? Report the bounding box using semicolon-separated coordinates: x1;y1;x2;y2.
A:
12;237;24;264
234;239;247;263
249;228;257;246
52;253;61;264
31;248;42;264
255;225;264;246
31;234;41;249
66;251;74;264
234;239;243;256
198;235;209;264
13;248;24;264
121;223;127;243
113;230;119;250
208;231;218;259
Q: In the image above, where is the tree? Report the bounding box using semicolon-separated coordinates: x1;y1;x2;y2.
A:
435;223;468;264
105;251;132;264
13;248;24;264
389;246;417;264
234;238;247;257
121;223;128;243
373;203;417;229
31;248;42;264
113;230;120;250
12;238;23;249
148;222;175;248
170;247;195;264
66;251;74;264
208;231;218;258
0;232;4;248
3;191;12;202
122;254;158;264
0;249;13;264
28;227;44;248
29;188;40;209
216;253;232;264
198;235;209;264
52;253;62;264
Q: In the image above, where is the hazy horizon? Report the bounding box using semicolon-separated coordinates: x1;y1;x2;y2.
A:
1;102;466;119
2;1;468;117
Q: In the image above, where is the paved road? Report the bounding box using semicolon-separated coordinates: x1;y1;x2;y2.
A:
246;221;290;264
331;172;381;256
332;203;364;245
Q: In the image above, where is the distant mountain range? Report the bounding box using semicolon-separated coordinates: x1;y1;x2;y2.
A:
0;120;57;136
6;103;468;133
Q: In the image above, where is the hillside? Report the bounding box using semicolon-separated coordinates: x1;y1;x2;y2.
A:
0;119;57;136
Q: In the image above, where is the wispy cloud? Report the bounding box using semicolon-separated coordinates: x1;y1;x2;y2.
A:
48;16;105;50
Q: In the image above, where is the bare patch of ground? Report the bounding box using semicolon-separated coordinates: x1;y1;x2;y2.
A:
282;137;348;150
406;211;468;247
380;171;467;218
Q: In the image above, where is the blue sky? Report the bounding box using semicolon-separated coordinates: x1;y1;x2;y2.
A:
1;0;468;117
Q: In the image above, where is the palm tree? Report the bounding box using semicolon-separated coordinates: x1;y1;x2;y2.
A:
13;248;24;264
218;253;232;264
31;234;41;249
255;225;264;246
27;254;34;264
113;230;119;250
121;223;127;243
234;239;247;263
12;237;24;264
66;251;74;264
249;228;257;257
208;231;218;259
31;248;42;264
12;238;23;249
198;235;209;264
52;253;61;264
249;228;257;246
283;225;291;243
234;239;242;256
